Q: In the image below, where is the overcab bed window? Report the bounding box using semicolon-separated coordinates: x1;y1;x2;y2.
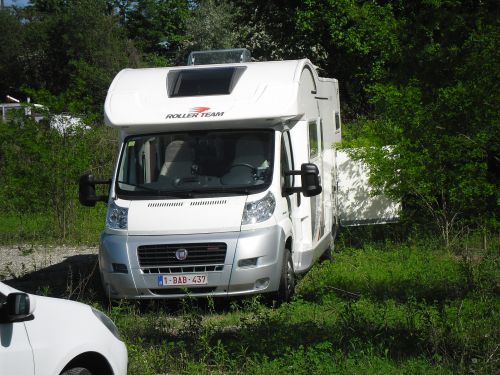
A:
167;67;246;97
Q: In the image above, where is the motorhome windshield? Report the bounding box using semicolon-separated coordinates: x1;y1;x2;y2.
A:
116;130;274;198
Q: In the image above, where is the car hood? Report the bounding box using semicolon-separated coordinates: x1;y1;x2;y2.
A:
126;196;247;235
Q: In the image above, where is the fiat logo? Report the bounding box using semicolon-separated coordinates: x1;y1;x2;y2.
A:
175;248;188;261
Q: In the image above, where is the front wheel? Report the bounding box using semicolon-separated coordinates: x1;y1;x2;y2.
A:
61;367;92;375
277;249;295;303
319;246;332;262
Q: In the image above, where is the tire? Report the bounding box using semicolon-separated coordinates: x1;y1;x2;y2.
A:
319;246;332;262
60;367;92;375
320;223;338;262
277;249;295;303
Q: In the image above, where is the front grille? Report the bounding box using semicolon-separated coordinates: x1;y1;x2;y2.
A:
138;243;227;267
150;287;217;295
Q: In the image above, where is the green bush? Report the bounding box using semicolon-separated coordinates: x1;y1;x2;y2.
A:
0;114;117;244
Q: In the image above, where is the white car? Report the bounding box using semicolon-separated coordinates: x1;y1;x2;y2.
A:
0;282;127;375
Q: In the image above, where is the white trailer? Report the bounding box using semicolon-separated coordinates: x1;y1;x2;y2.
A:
79;50;398;301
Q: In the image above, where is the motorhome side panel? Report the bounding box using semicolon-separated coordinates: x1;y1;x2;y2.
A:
337;150;400;225
315;78;337;249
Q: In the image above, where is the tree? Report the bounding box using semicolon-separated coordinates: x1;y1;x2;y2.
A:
125;0;190;61
0;8;25;99
294;0;400;118
15;0;131;113
184;0;240;52
343;1;499;245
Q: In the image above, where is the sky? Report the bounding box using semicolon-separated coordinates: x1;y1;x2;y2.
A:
4;0;30;7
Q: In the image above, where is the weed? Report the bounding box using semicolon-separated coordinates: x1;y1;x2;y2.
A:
18;244;34;256
36;285;51;296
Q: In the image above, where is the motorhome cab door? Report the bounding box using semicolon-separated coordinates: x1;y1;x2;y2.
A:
308;118;326;246
285;117;335;273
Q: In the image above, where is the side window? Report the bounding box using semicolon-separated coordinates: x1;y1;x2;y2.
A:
119;140;134;184
281;131;294;189
335;111;341;131
308;121;318;158
320;119;324;151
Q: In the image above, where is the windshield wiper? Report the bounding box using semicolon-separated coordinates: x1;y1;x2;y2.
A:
118;181;253;197
117;181;159;193
189;187;251;195
117;182;193;198
156;190;194;198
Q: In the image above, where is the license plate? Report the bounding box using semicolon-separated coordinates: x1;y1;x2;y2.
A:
157;274;208;286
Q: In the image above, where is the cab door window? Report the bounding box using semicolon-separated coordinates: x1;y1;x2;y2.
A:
308;121;319;159
281;131;294;190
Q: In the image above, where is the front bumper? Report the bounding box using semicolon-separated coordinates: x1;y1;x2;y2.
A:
99;226;285;299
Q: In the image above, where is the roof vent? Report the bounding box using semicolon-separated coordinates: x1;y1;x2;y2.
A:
187;48;251;66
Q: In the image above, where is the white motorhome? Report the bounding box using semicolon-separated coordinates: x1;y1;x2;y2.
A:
79;49;397;301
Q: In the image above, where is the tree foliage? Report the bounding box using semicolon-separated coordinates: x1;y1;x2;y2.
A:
342;1;499;242
1;0;131;113
0;111;117;239
0;9;25;98
125;0;190;58
184;0;240;51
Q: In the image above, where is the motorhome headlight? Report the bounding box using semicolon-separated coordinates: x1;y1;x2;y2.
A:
106;200;128;230
242;191;276;225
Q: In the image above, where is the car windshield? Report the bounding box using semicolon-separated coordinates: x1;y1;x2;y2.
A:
116;130;274;198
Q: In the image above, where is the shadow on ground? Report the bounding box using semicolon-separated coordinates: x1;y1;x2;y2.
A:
3;254;102;301
2;255;240;312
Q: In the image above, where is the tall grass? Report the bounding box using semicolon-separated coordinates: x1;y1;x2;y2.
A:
100;240;497;375
0;206;107;244
3;224;497;373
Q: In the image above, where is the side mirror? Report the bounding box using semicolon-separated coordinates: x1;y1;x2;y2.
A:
300;163;322;197
284;163;322;197
1;293;36;323
79;173;110;207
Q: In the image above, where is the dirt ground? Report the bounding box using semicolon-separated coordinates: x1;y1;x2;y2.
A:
0;245;100;299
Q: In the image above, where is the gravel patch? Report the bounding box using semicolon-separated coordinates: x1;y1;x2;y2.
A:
0;245;98;287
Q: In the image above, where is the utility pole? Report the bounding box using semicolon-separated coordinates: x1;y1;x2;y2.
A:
1;0;4;10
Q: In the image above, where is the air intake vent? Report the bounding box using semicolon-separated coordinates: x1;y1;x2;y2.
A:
190;200;227;206
148;202;183;208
